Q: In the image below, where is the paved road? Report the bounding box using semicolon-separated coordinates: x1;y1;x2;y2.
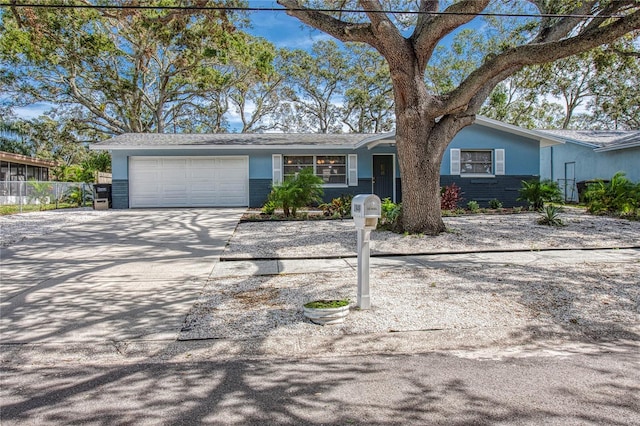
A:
2;346;638;425
1;209;639;425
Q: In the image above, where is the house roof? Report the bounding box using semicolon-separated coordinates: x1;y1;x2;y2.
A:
91;133;372;150
535;129;640;152
91;116;566;151
0;151;58;168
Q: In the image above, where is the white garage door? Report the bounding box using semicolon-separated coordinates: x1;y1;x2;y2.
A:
129;156;249;208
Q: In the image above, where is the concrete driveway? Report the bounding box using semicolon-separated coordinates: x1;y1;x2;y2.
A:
0;209;244;344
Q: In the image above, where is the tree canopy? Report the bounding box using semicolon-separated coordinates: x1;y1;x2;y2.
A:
278;0;640;233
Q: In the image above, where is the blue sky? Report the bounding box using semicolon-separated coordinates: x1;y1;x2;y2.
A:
245;0;330;49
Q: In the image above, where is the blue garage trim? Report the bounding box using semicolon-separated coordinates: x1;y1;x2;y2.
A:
111;179;129;209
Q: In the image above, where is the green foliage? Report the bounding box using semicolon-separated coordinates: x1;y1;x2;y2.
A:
63;185;93;207
319;194;353;219
261;199;277;215
378;197;402;230
27;181;53;210
583;172;640;218
518;179;563;211
466;200;480;212
53;164;94;183
1;3;272;135
268;168;324;217
537;205;565;227
440;183;463;210
489;198;503;209
303;299;349;309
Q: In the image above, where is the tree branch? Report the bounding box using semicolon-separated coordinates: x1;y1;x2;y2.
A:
276;0;374;44
442;9;640;115
412;0;490;70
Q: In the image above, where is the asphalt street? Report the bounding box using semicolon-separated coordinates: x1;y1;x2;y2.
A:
2;346;638;425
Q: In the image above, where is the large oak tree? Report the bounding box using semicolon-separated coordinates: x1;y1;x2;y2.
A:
278;0;640;234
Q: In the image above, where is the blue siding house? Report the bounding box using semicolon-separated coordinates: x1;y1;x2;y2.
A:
539;130;640;202
92;116;563;209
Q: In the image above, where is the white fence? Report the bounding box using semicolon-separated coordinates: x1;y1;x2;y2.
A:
0;181;94;210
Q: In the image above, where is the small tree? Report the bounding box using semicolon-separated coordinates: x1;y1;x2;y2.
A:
518;179;563;211
268;168;324;217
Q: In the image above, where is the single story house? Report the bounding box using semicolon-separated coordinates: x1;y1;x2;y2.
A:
539;130;640;202
0;151;56;182
91;116;564;209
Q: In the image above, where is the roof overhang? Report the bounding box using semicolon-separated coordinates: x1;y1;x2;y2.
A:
474;116;564;148
0;151;58;167
594;140;640;152
91;143;357;151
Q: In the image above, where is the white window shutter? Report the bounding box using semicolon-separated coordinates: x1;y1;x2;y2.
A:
272;154;282;184
450;149;461;175
495;149;505;175
348;154;358;186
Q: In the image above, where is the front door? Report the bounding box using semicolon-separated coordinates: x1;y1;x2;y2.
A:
373;155;394;202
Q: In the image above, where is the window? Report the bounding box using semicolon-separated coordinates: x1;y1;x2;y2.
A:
461;150;492;175
283;155;347;185
450;149;505;176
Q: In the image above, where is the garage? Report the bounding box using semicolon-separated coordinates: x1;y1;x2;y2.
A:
129;156;249;208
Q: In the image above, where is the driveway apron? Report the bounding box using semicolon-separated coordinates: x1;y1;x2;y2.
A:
0;209;244;344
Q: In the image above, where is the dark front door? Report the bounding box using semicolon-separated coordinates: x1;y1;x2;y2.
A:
373;155;394;201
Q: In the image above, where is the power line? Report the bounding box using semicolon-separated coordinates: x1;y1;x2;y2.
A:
0;2;631;19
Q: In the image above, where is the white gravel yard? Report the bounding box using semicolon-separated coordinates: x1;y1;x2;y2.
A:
183;207;640;342
223;208;640;258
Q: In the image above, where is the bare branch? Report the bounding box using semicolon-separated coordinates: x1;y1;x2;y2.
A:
276;0;374;44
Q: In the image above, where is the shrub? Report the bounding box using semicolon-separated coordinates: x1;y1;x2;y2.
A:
489;198;503;209
27;181;53;210
518;179;563;211
379;197;402;230
440;183;463;210
63;185;93;207
261;200;277;215
268;168;324;217
319;194;353;219
537;205;565;227
583;172;639;217
466;200;480;212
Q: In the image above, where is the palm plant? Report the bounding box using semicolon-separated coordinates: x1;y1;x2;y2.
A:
518;179;563;211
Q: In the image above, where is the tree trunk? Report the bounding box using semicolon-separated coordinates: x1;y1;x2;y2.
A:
395;107;451;235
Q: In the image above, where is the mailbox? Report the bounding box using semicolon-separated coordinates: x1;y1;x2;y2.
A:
352;194;381;230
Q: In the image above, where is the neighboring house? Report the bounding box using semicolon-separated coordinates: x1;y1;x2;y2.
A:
0;151;56;182
538;130;640;202
91;116;563;209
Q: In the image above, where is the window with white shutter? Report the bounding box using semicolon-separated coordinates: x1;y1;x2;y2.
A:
495;149;505;175
348;154;358;186
272;154;282;184
450;149;461;175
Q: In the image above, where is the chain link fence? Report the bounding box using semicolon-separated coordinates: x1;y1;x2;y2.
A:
0;181;94;211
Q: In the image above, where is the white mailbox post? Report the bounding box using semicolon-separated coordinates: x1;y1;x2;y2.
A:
351;194;381;309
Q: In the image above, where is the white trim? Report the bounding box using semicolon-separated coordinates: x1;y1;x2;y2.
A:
450;148;461;175
272;154;282;185
594;141;640;152
495;148;505;175
348;154;358;186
